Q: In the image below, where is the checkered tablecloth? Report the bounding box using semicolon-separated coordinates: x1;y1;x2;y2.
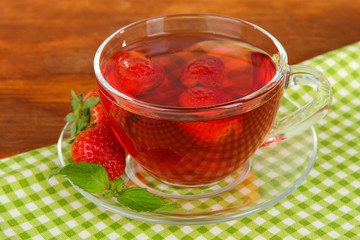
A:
1;41;360;239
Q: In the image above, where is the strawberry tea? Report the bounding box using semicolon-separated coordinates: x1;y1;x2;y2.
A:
97;33;283;185
94;15;331;188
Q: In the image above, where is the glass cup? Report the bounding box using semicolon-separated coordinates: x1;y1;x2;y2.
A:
94;14;331;190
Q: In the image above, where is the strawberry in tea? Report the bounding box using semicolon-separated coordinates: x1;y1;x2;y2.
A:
97;34;284;185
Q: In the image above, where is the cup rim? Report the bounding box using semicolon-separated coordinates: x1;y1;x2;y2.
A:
93;13;288;115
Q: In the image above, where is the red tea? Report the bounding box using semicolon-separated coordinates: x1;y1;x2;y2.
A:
98;34;283;185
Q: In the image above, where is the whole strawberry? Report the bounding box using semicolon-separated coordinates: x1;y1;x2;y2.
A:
66;90;126;181
71;122;126;181
179;117;243;145
177;86;242;145
180;55;225;88
114;51;165;96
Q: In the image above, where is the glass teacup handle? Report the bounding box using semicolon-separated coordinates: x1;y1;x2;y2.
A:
263;65;332;146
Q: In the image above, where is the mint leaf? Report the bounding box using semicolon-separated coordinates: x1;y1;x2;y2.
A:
117;187;167;212
49;166;62;179
104;191;115;198
110;178;125;193
50;162;109;193
155;203;178;212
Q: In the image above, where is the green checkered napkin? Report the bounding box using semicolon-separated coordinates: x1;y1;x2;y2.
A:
1;41;360;239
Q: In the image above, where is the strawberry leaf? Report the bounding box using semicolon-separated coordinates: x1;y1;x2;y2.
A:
117;187;167;212
65;112;75;122
71;90;79;101
70;90;81;110
84;97;100;109
76;117;89;133
50;162;110;193
70;123;78;138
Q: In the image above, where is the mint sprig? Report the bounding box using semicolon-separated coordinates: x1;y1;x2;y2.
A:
49;162;177;212
65;90;100;139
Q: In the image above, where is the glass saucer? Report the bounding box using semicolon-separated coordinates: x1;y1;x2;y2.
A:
125;155;252;200
57;97;317;225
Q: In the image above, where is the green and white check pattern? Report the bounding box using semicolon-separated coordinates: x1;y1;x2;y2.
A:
1;41;360;239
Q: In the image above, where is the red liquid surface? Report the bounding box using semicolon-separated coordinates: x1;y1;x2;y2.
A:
98;35;284;185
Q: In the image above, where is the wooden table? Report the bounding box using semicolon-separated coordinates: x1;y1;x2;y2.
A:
1;0;359;158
